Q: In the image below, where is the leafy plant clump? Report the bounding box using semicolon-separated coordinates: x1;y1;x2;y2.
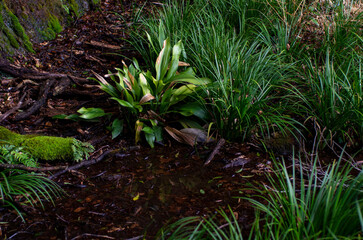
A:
249;156;363;239
0;126;94;162
92;37;211;147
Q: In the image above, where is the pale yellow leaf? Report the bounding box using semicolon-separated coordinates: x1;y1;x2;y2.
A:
139;93;155;104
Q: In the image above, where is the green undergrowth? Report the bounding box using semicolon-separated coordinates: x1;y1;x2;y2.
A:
130;0;362;153
0;144;64;221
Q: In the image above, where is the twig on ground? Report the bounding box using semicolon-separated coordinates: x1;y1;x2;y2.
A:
70;233;115;240
125;236;144;240
204;138;225;166
0;163;68;172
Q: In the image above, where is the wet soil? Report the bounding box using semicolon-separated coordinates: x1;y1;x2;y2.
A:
2;142;270;239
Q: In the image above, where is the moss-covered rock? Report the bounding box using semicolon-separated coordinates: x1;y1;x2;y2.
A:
21;136;74;161
0;0;100;56
0;126;94;161
7;9;34;52
0;126;22;143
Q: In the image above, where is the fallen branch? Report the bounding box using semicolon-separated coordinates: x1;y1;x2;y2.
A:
49;150;113;180
0;163;67;172
204;138;225;166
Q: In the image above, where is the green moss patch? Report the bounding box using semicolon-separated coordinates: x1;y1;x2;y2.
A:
0;126;94;162
0;4;19;49
49;15;62;33
40;14;63;40
7;10;34;53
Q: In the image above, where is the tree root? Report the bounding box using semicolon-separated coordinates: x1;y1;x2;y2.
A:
0;59;98;122
14;79;56;121
49;149;114;180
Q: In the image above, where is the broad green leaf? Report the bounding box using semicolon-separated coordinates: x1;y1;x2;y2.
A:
168;69;211;85
124;90;135;105
128;61;138;76
149;74;158;93
178;119;204;129
130;73;142;99
142;126;154;134
155;38;172;81
155;40;165;81
139;73;151;95
111;97;135;109
160;88;173;113
111;119;123;139
170;84;196;105
177;103;209;120
149;119;158;127
153;126;163;142
156;79;166;94
174;77;211;85
165;40;183;82
51;114;68;119
77;107;107;119
143;125;156;148
116;70;126;90
157;21;166;49
134;104;143;112
113;82;124;95
144;132;155;148
132;58;141;71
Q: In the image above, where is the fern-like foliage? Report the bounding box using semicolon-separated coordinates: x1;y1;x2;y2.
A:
71;139;95;162
0;144;38;167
